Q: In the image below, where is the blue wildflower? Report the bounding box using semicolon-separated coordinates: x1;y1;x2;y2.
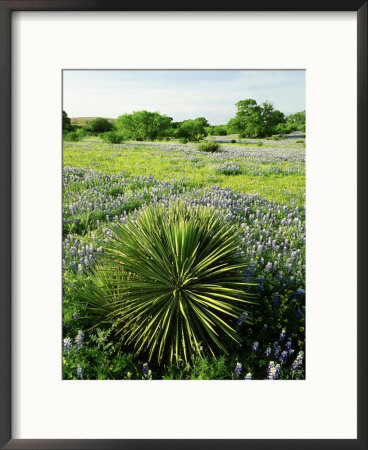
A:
234;362;242;378
63;337;73;355
279;351;289;363
236;311;248;329
279;329;286;341
294;288;305;299
142;363;149;376
267;361;281;380
76;365;83;379
285;338;292;350
75;330;84;352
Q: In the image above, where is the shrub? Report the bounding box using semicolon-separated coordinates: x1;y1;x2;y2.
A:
79;203;255;365
230;139;236;144
64;131;81;142
216;162;241;175
256;141;263;147
198;140;221;153
101;131;125;144
296;139;304;144
179;137;188;144
90;117;113;133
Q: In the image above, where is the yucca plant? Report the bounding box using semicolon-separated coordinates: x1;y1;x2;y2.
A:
79;203;256;365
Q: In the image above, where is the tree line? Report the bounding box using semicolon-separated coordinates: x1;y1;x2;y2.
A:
63;99;305;144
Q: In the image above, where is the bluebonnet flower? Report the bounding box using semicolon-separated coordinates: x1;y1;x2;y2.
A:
274;345;281;358
263;323;268;332
63;337;73;355
76;365;83;379
291;351;304;371
279;351;289;363
294;288;305;299
279;329;286;341
244;373;252;380
267;361;281;380
265;262;273;272
142;363;149;376
75;330;84;352
273;292;280;306
243;268;254;277
264;346;272;357
236;311;248;329
234;362;243;378
258;285;264;294
252;341;259;352
285;338;292;350
276;273;283;281
258;275;265;283
77;264;83;274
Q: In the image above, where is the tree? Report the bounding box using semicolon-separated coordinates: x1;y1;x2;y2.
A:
90;117;113;133
227;99;285;138
195;117;210;128
260;101;285;136
62;110;73;133
176;118;207;141
286;110;305;131
227;99;263;138
115;111;172;141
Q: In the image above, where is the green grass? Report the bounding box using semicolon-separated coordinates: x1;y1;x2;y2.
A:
63;138;305;206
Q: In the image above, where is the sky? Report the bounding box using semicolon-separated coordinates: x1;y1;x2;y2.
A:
63;70;305;125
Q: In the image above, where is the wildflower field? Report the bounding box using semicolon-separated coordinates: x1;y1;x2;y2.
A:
62;136;306;380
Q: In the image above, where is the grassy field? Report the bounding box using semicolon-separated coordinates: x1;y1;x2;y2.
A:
62;136;306;380
63;137;305;206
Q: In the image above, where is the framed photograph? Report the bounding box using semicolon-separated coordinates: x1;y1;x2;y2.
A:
0;2;366;449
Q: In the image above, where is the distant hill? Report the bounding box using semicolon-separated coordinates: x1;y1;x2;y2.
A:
71;117;116;126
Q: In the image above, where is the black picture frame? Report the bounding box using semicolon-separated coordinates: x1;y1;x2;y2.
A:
0;2;367;449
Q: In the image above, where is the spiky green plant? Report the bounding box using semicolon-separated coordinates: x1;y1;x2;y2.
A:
79;203;255;365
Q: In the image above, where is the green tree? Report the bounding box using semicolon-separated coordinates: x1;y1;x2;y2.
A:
227;99;263;138
260;101;285;136
62;110;73;133
115;111;172;141
227;99;285;138
176;118;207;141
195;117;210;128
211;125;228;136
90;117;113;134
286;110;305;131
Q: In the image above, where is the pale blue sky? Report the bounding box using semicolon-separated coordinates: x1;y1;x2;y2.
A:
63;70;305;125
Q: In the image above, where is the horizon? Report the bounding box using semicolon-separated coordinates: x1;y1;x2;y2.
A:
63;70;305;125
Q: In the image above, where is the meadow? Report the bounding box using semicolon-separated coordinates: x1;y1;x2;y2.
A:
62;136;306;380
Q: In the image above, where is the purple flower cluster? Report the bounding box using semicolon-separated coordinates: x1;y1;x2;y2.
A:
63;337;73;355
234;362;243;378
76;365;83;379
75;330;84;352
267;361;281;380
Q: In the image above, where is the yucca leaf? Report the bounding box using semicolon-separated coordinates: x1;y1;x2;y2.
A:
79;202;256;365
